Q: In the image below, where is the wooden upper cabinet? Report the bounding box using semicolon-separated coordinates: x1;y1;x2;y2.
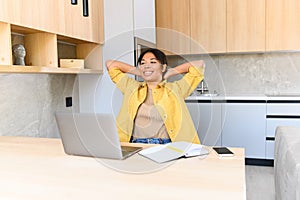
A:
63;0;104;43
156;0;190;54
266;0;300;51
0;0;61;32
155;0;300;54
227;0;265;52
0;0;103;43
190;0;226;54
0;22;12;65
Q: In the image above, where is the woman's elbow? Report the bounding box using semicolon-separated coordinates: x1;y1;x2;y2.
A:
106;60;114;70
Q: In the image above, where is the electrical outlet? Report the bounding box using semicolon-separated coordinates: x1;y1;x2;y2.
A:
65;97;72;107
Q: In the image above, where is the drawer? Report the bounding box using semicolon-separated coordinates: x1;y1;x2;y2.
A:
266;118;300;137
265;140;274;159
267;103;300;115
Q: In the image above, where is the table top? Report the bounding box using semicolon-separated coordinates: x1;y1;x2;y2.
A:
0;136;246;200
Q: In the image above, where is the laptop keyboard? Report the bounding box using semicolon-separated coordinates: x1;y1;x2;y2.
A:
121;146;142;157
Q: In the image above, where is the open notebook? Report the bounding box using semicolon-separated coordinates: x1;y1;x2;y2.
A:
138;141;209;163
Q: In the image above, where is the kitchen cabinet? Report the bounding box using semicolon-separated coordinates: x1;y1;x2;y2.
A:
156;0;300;53
156;0;226;54
186;100;222;146
0;0;104;74
0;0;104;43
63;0;104;43
266;101;300;159
0;0;61;36
186;99;267;158
190;0;226;54
156;0;265;54
222;101;266;159
155;0;190;54
187;96;300;161
266;0;300;51
227;0;265;52
0;22;11;65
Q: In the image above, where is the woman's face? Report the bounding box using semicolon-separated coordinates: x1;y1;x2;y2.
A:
139;52;166;83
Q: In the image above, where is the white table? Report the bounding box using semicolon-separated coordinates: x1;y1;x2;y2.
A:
0;136;246;200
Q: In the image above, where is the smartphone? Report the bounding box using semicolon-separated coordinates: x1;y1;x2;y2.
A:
213;147;234;157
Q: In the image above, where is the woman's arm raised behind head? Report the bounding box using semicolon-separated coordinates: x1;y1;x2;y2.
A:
163;60;205;80
106;60;141;76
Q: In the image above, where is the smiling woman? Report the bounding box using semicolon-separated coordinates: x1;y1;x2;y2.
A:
106;48;205;145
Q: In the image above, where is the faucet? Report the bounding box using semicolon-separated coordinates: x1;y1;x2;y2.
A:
197;80;209;94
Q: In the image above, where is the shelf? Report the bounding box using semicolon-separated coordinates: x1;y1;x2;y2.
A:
0;21;103;74
0;65;103;74
1;0;104;74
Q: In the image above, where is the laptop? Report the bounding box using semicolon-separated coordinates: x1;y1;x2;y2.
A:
55;113;142;160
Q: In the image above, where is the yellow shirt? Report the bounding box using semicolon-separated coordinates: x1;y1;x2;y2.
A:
108;66;204;144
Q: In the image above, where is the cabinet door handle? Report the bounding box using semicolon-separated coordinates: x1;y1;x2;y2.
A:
71;0;77;5
83;0;89;17
71;0;88;17
266;115;300;119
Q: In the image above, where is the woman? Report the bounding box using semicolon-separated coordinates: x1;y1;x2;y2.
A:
106;48;204;144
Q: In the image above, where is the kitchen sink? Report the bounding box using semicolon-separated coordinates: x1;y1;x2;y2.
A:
198;93;219;97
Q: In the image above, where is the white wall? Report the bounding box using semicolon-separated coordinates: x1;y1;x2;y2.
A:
78;0;156;116
133;0;156;43
78;0;134;115
95;0;135;115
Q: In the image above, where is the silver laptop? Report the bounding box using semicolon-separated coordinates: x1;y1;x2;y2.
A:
55;113;142;159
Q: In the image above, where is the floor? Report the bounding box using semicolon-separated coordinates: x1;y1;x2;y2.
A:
246;165;275;200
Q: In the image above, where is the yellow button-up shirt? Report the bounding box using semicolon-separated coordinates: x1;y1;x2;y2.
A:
108;66;204;144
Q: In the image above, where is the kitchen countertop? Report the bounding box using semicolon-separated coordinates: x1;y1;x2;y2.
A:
185;93;300;101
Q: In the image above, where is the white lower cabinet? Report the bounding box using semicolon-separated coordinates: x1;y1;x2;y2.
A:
186;100;222;146
266;101;300;159
187;99;300;160
221;101;266;159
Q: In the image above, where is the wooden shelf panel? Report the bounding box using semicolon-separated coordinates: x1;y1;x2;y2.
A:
0;22;12;65
9;24;103;72
11;24;99;46
0;65;103;74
